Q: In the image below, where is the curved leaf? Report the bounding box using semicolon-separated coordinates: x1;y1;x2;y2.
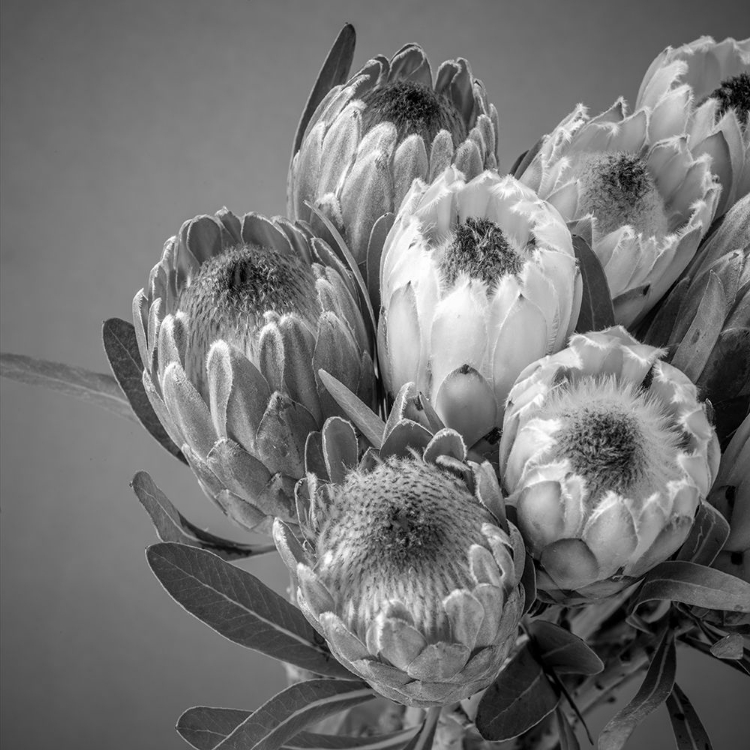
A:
529;620;604;676
177;706;416;750
674;503;730;567
555;707;581;750
0;351;133;422
572;235;615;333
476;644;559;741
633;561;750;614
102;317;186;463
132;471;273;560
510;136;544;178
146;542;352;679
598;628;676;750
666;683;714;750
709;633;744;660
291;24;356;159
212;679;374;750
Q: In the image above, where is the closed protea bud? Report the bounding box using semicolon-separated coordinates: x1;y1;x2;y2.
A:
378;168;581;452
274;401;526;707
636;36;750;217
499;327;720;604
132;209;375;535
517;94;721;326
641;196;749;444
288;43;499;276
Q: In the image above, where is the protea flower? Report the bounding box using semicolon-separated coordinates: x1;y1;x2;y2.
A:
287;43;499;277
641;197;749;445
377;167;581;451
499;327;720;604
132;209;375;535
636;36;750;217
274;406;526;707
517;96;721;327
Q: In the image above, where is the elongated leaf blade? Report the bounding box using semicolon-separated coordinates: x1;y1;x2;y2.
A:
555;708;581;750
214;679;374;750
666;683;714;750
401;707;440;750
675;503;730;567
0;351;134;422
291;24;356;159
598;628;676;750
102;317;186;463
573;235;615;333
146;542;352;679
132;472;273;560
682;635;750;677
709;633;744;660
318;370;385;448
633;561;750;614
510;136;544;178
476;644;560;741
177;706;416;750
530;621;604;675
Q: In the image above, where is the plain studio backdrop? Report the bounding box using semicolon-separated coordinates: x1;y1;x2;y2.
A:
1;1;748;748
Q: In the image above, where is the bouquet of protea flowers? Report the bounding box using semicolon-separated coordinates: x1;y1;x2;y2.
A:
2;26;749;750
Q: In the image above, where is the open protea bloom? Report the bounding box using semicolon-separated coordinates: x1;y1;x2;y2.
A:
274;413;526;707
132;209;375;535
499;327;720;604
377;167;581;450
288;43;499;272
636;36;750;217
517;98;721;326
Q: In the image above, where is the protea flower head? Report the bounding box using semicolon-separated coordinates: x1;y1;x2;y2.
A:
636;36;750;217
274;401;526;707
287;43;499;275
641;196;749;445
499;327;720;604
517;95;721;327
132;209;375;535
377;167;581;452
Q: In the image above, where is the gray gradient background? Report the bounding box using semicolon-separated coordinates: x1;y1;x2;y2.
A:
1;1;749;748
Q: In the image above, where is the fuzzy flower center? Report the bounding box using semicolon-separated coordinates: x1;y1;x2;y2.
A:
177;245;320;394
709;72;750;127
545;377;684;503
315;458;494;640
576;153;669;239
440;217;525;290
360;80;467;146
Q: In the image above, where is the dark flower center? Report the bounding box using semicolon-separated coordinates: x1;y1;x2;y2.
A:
360;80;467;146
577;153;668;237
709;72;750;127
440;217;524;290
177;245;319;393
316;458;494;639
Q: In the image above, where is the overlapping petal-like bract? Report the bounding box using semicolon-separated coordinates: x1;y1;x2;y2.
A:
518;97;721;326
274;395;525;707
132;209;374;535
378;168;581;450
637;36;750;217
288;43;499;273
499;327;720;604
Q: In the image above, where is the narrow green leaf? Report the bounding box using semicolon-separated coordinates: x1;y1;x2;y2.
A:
633;561;750;614
102;317;186;464
675;504;730;567
555;708;581;750
132;471;273;561
291;24;356;159
598;628;676;750
177;706;416;750
146;542;352;679
318;370;385;448
0;351;134;422
682;635;750;677
401;706;440;750
572;235;615;333
510;136;544;178
213;679;374;750
529;621;604;676
709;633;744;660
476;644;560;741
666;683;714;750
